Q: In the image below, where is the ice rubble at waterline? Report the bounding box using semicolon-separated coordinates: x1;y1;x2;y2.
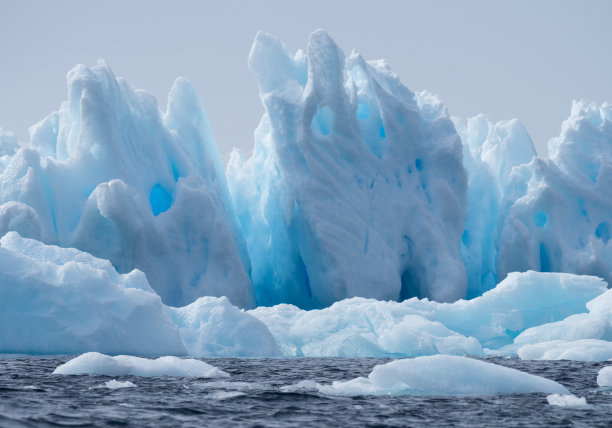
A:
0;30;611;359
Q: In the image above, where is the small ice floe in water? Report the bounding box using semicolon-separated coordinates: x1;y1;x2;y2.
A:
53;352;229;378
305;355;569;396
104;380;137;389
207;391;246;400
546;394;590;408
597;366;612;388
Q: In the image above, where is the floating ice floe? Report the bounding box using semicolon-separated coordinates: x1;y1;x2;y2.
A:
597;366;612;387
103;380;137;389
297;355;569;396
546;394;590;408
53;352;228;378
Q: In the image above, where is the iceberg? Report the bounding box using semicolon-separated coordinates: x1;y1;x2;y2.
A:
314;355;569;395
228;30;468;308
53;352;228;378
0;29;611;361
0;61;253;308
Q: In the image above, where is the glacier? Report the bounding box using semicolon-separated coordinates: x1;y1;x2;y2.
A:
0;29;611;360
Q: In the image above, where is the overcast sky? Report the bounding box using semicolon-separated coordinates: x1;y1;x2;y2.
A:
1;0;611;159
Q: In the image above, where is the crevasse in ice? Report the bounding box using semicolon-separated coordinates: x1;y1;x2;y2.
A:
0;61;253;308
228;31;468;308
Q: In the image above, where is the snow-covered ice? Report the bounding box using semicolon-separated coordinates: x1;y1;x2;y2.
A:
314;355;569;395
53;352;228;378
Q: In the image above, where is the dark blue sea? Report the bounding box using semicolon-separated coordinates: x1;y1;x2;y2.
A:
0;356;610;427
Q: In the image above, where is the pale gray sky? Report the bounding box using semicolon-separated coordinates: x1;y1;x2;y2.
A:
1;0;611;159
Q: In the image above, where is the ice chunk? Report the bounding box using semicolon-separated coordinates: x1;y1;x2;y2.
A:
517;339;612;361
228;30;467;308
0;232;185;356
318;355;569;395
103;380;137;389
546;394;590;407
1;60;253;308
597;366;612;387
53;352;228;378
167;296;281;357
250;271;605;356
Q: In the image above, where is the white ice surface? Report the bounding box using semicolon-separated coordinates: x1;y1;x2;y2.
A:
53;352;228;378
546;394;590;408
103;380;137;389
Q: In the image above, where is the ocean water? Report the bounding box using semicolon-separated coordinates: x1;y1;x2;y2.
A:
0;356;610;427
